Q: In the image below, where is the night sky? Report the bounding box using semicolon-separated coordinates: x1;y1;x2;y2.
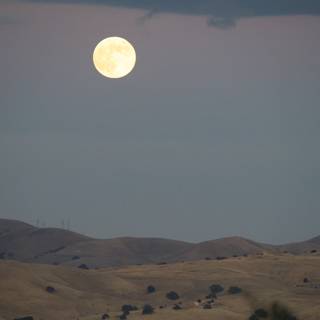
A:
1;0;320;243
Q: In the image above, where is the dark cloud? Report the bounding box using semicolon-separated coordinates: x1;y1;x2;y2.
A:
23;0;320;28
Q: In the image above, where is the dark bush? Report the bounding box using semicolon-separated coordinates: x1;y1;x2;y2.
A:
228;286;242;294
78;264;89;270
205;257;211;260
101;314;109;319
248;314;259;320
14;318;34;320
271;302;297;320
119;314;126;320
142;304;154;315
147;285;156;294
254;308;268;318
72;255;80;260
121;305;138;313
303;277;309;283
310;249;317;253
166;291;180;300
216;256;227;260
209;284;224;294
46;286;56;293
206;293;216;299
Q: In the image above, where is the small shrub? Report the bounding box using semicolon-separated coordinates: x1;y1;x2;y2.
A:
248;314;259;320
166;291;180;300
147;285;156;294
78;264;89;270
121;305;138;313
46;286;56;293
254;308;268;318
142;304;154;315
209;284;224;294
228;286;242;294
101;314;109;319
271;302;297;320
303;277;309;283
173;304;182;310
72;256;80;260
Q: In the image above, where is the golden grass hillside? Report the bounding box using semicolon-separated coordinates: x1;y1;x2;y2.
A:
0;254;319;320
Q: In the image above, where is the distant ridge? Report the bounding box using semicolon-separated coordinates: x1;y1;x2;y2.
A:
0;218;319;268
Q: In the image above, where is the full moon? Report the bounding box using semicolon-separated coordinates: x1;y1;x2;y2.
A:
93;37;136;79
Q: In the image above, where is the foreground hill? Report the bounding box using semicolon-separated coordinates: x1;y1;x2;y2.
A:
0;254;319;320
0;219;319;268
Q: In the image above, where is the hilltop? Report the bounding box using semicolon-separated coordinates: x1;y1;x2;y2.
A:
0;218;319;268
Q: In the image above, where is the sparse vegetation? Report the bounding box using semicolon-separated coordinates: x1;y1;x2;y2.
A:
45;286;56;293
121;304;138;313
173;304;182;310
147;285;156;294
166;291;180;300
228;286;242;294
271;302;297;320
254;308;268;318
209;284;224;294
216;256;227;260
142;304;154;315
78;264;89;270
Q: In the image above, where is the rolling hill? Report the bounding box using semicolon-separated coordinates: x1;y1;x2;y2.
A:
0;218;319;268
0;254;319;320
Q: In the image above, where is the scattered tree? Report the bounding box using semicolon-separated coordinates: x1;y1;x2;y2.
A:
46;286;56;294
228;286;242;294
142;304;154;315
147;285;156;294
254;308;268;318
166;291;180;300
209;284;224;294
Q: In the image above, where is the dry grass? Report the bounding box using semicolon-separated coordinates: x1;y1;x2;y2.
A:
0;254;319;320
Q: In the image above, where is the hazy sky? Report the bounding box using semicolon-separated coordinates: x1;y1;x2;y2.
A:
1;0;320;244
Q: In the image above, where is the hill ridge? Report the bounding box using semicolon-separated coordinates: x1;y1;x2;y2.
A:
0;218;319;268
